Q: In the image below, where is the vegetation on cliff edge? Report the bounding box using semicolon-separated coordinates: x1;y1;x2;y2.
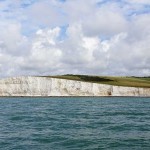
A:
42;74;150;88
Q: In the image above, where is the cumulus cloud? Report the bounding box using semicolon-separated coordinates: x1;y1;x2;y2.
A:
26;0;67;27
0;0;150;77
21;27;62;73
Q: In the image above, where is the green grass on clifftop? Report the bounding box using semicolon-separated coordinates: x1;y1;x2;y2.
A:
42;75;150;88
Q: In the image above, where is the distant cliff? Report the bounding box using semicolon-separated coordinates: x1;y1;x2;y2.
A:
0;76;150;97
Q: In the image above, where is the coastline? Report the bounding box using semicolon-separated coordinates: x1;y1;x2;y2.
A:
0;76;150;97
0;96;150;98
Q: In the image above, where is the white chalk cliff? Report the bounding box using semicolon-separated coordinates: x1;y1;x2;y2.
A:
0;76;150;97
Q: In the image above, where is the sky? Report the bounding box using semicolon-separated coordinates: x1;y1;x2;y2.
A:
0;0;150;77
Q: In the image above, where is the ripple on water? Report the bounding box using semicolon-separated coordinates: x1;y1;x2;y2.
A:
0;97;150;150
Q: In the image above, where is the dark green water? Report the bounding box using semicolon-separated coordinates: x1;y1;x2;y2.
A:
0;97;150;150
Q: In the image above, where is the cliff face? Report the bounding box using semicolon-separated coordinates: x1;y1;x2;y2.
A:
0;76;149;97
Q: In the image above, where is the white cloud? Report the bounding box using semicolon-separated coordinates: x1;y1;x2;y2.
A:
82;4;128;37
26;0;67;27
0;0;150;77
19;27;62;74
0;22;28;54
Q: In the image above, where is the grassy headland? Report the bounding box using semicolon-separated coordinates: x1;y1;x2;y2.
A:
42;75;150;88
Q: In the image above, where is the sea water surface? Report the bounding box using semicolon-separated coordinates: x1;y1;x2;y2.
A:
0;97;150;150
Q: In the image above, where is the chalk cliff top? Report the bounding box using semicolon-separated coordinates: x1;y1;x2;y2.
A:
42;75;150;88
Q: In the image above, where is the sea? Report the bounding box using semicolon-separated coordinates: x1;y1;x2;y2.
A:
0;97;150;150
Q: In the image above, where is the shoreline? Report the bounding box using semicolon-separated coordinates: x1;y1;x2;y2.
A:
0;96;150;98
